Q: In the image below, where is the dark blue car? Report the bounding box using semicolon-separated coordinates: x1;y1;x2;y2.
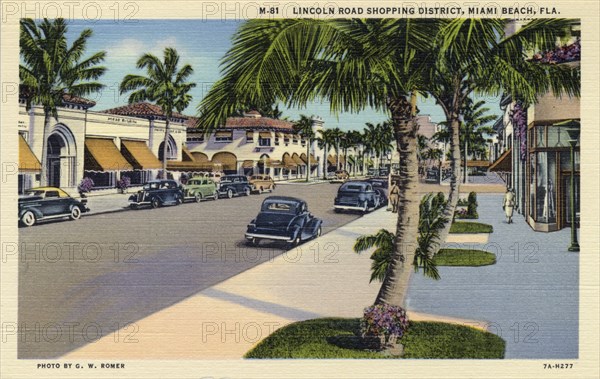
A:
218;175;253;198
246;196;323;246
334;181;381;213
128;180;183;209
18;187;89;227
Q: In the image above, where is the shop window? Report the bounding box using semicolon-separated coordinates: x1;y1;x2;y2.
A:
529;153;536;219
535;152;557;223
536;125;546;147
560;150;580;171
259;137;271;147
547;125;567;147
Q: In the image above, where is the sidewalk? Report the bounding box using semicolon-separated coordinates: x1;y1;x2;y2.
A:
406;193;579;359
79;192;132;215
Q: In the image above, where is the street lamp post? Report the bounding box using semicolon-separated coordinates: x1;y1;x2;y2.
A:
566;127;579;252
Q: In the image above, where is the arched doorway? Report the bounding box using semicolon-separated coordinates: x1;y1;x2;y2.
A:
46;124;76;188
258;154;269;175
158;135;178;161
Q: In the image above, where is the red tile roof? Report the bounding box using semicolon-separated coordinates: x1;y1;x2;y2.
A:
62;93;96;106
188;114;295;131
102;102;187;120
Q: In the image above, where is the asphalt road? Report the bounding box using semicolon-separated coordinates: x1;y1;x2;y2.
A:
17;182;362;358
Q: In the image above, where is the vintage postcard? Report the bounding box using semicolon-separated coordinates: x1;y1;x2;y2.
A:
1;0;599;378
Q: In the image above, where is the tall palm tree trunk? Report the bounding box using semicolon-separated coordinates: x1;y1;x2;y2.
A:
39;111;52;186
431;115;462;257
162;118;170;178
306;138;311;182
375;96;420;307
322;145;328;180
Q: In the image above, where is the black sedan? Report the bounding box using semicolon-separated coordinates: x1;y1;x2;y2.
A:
245;196;323;246
128;180;183;209
334;181;381;213
364;177;389;206
19;187;89;227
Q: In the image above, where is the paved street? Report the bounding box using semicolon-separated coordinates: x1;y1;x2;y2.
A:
17;182;361;358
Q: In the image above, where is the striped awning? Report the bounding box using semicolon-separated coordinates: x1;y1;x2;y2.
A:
121;140;162;170
489;149;512;172
191;152;209;163
259;132;272;138
466;160;491;167
215;131;233;138
292;154;305;166
19;135;41;172
283;154;297;168
85;138;133;171
327;155;336;165
267;159;286;168
211;152;237;171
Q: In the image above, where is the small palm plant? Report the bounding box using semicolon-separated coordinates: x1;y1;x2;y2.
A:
354;193;447;282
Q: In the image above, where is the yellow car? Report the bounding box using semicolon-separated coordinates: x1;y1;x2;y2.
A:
248;174;276;193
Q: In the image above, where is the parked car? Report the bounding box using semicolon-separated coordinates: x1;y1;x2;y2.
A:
218;175;253;198
364;177;389;206
207;171;223;183
129;180;183;209
182;176;218;202
245;196;322;246
249;174;275;193
18;187;89;227
334;181;381;213
335;170;350;180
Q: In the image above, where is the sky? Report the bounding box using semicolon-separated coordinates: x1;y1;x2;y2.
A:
65;19;503;130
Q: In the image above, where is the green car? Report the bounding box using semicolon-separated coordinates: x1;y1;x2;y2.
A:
182;176;219;202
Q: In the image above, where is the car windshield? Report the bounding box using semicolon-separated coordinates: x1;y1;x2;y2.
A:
143;182;160;190
262;201;298;214
340;183;365;192
188;180;200;185
220;177;234;183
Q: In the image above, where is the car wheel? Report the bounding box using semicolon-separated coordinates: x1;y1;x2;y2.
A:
271;184;276;191
175;195;183;205
195;193;203;203
248;237;259;246
69;206;81;220
213;191;219;200
227;189;234;199
130;204;138;210
244;187;251;196
151;197;160;209
362;201;368;213
20;211;36;227
259;186;264;193
289;235;301;247
315;226;322;238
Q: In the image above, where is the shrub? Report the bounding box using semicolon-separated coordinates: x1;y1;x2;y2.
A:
361;304;409;348
466;191;478;218
117;176;131;191
77;177;94;193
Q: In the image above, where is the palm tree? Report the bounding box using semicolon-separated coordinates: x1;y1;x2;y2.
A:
460;99;497;183
345;130;362;176
423;147;444;185
416;134;429;178
328;127;345;170
354;192;445;283
195;19;451;307
427;19;580;257
316;129;335;179
19;18;106;186
120;47;196;177
293;114;315;182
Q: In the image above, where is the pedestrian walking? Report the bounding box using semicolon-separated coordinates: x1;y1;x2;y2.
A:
503;187;516;224
389;181;400;213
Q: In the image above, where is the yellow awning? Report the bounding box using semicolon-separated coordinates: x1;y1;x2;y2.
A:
489;149;512;172
242;160;254;168
292;154;305;165
167;161;217;171
215;131;232;137
466;160;491;167
283;154;297;167
327;155;336;165
259;132;272;138
181;144;195;162
266;159;285;168
121;140;162;170
19;135;41;172
191;152;209;163
85;138;133;171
